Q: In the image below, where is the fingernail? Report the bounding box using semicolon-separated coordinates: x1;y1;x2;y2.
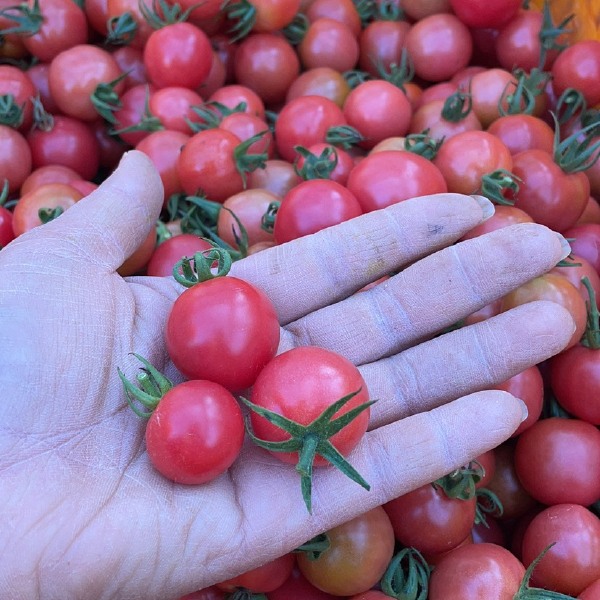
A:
518;399;529;423
555;233;572;261
471;195;495;221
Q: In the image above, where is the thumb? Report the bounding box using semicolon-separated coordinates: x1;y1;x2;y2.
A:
33;151;164;272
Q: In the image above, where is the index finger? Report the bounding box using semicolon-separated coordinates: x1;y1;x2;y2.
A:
230;193;494;324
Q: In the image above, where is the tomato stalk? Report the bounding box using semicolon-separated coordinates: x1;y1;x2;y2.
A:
499;68;549;116
403;132;443;160
474;487;503;527
223;0;257;42
109;85;163;137
282;12;308;46
581;276;600;349
374;47;414;91
380;547;430;600
105;12;138;45
138;0;200;29
375;0;403;21
38;206;64;224
343;69;371;90
293;145;338;180
240;389;375;513
553;116;600;173
355;0;376;26
172;246;233;286
233;131;270;187
0;94;24;129
538;0;574;70
293;533;330;560
441;90;473;123
117;354;173;419
555;88;587;125
92;72;129;125
260;200;279;234
480;169;520;205
0;0;43;36
188;101;248;132
325;125;364;149
435;461;485;500
513;544;578;599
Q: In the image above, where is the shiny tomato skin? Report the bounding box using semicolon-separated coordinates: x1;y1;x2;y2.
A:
384;483;476;555
469;68;518;127
429;543;525;600
146;234;213;278
501;273;587;350
274;179;362;244
514;417;600;506
12;183;83;237
249;346;370;467
522;504;600;596
487;114;554;156
148;86;204;134
20;165;80;196
297;507;395;597
405;13;472;82
216;553;296;594
286;67;351;108
551;253;600;309
306;0;361;36
269;567;343;600
511;149;590;232
249;0;301;32
563;224;600;274
246;159;301;198
550;345;600;425
145;380;244;485
449;0;521;29
166;277;280;392
552;41;600;107
144;22;212;89
342;80;412;149
0;125;31;194
409;98;482;141
346;150;447;213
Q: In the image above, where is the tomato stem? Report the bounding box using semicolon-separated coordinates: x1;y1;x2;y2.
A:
380;547;430;600
223;0;256;42
105;12;138;45
581;276;600;349
172;245;233;286
293;145;338;180
293;533;330;560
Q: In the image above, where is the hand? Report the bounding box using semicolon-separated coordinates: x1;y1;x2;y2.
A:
0;151;574;599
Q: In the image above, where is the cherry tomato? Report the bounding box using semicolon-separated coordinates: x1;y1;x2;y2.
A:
347;150;447;212
0;206;15;249
243;0;301;33
449;0;521;29
405;14;472;82
0;65;35;132
384;483;476;555
146;235;213;278
246;159;302;197
268;566;342;600
342;80;412;149
208;84;265;120
487;115;554;156
515;417;600;506
551;253;600;309
165;276;280;392
409;98;482;141
217;553;295;594
0;125;31;194
500;273;587;350
117;227;157;277
428;542;525;599
358;19;410;78
249;346;370;466
286;67;351;108
106;0;153;49
149;86;204;134
522;504;600;596
25;62;60;114
469;68;518;128
12;183;83;237
145;380;244;485
219;112;273;159
144;22;212;90
295;142;354;186
274;179;362;244
20;165;80;196
306;0;361;37
563;223;600;275
297;507;395;597
460;205;533;241
552;40;600;107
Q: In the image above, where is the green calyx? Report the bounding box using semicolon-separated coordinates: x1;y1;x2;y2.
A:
480;169;520;205
441;90;473;123
499;68;549;117
374;47;414;91
0;94;24;129
92;71;128;125
403;131;443;160
513;544;578;599
233;130;269;187
538;0;574;70
282;12;308;45
109;85;163;137
139;0;199;29
225;590;267;600
187;101;248;133
553;114;600;174
434;460;485;501
325;125;364;149
294;533;330;561
117;354;173;419
555;88;587;125
38;206;64;224
224;0;256;42
0;0;43;36
581;276;600;349
172;244;233;287
380;547;430;600
294;145;338;180
375;0;404;21
105;12;138;46
343;69;372;90
474;487;504;527
240;389;375;513
260;200;280;234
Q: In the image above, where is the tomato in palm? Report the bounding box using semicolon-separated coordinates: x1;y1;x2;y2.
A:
116;228;156;276
428;543;525;600
405;14;472;82
384;483;476;556
146;235;213;278
552;40;600;107
347;150;447;212
144;22;212;89
166;276;280;392
515;417;600;506
501;273;587;350
216;553;296;594
297;507;395;596
550;345;600;425
274;179;362;244
145;380;244;485
522;504;600;596
449;0;521;29
249;346;370;466
342;80;412;149
12;183;83;237
511;149;590;232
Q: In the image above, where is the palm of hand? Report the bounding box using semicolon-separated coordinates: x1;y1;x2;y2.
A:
0;153;573;599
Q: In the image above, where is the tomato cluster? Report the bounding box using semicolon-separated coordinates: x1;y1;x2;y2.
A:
3;0;600;597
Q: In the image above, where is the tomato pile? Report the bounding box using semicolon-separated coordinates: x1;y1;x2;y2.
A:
3;0;600;597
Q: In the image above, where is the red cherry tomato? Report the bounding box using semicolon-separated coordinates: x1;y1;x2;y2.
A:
216;553;296;594
0;124;31;194
146;235;213;278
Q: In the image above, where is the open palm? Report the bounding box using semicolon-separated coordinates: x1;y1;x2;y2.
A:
0;152;574;599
